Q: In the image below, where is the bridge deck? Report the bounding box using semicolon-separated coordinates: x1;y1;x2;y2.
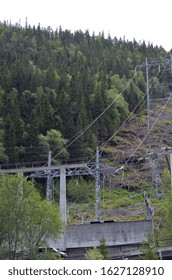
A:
0;163;87;174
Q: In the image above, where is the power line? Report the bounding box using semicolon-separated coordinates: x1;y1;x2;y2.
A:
50;72;138;163
135;57;172;132
122;91;172;169
64;59;171;210
100;58;170;157
99;59;169;153
135;58;171;197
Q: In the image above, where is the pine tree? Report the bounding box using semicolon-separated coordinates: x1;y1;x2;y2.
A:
85;247;104;260
99;237;109;259
140;231;158;260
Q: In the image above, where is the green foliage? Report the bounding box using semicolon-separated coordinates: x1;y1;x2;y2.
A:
140;231;158;260
46;129;69;160
0;22;168;162
67;178;94;203
162;168;171;196
38;251;62;260
160;195;172;241
85;237;109;260
0;119;8;162
99;237;109;259
38;134;50;160
0;174;63;260
68;186;148;223
37;129;69;162
101;188;134;209
85;247;104;260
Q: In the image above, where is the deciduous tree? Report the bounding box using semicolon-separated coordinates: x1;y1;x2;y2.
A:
0;174;63;259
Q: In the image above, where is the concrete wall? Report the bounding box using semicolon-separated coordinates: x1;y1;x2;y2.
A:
49;220;153;250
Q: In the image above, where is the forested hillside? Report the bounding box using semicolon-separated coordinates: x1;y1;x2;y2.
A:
0;21;170;163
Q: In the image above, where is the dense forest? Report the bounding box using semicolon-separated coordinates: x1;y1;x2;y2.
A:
0;21;171;163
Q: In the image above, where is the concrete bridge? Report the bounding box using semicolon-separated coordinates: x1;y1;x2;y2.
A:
49;220;153;257
48;220;172;260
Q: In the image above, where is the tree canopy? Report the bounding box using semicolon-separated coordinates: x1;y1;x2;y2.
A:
0;21;169;163
0;174;63;259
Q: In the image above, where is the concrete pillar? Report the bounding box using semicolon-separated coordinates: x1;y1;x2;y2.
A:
46;151;53;202
60;166;67;224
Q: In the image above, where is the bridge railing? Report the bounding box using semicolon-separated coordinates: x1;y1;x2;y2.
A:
0;157;92;170
0;161;47;170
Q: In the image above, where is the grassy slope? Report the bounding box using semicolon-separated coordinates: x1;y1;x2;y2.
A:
67;96;172;231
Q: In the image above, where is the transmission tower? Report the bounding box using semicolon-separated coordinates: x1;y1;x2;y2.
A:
95;147;100;221
135;57;172;198
46;151;53;201
135;56;172;132
148;152;163;198
144;147;172;198
27;148;122;223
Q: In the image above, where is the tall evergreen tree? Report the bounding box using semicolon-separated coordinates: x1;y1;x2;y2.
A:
0;22;168;162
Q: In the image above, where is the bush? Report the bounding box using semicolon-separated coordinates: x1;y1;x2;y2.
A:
67;178;94;203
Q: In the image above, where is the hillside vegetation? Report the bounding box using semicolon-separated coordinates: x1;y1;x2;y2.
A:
0;22;172;235
65;97;172;226
0;21;170;163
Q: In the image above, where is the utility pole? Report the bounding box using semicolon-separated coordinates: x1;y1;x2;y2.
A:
135;57;172;198
46;151;53;201
135;57;172;133
95;147;100;221
150;155;162;198
144;147;172;198
145;58;151;131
